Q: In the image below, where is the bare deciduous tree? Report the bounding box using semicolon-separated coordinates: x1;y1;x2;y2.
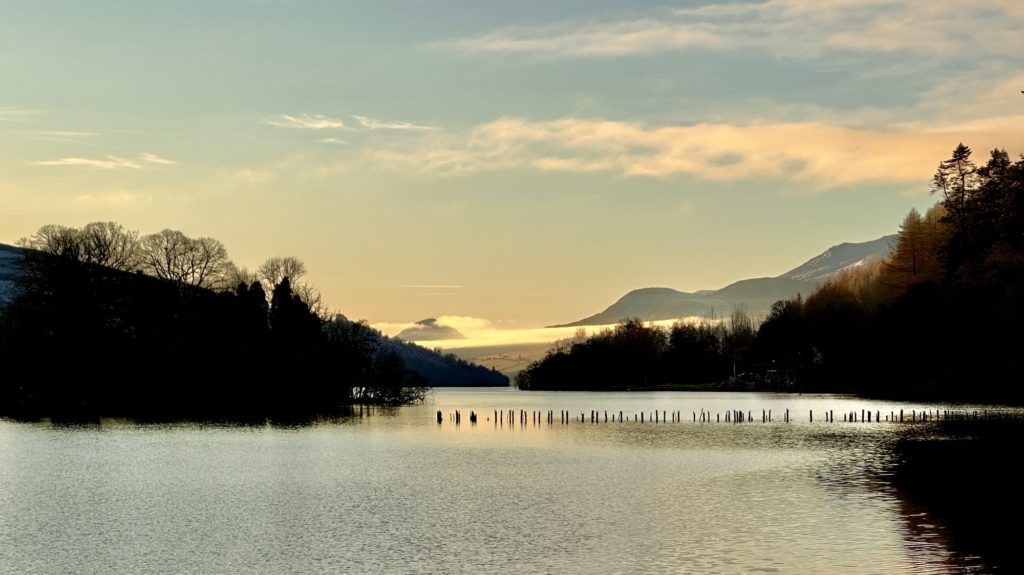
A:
257;256;307;288
224;264;259;290
80;221;140;271
293;281;328;320
139;229;233;288
18;224;83;260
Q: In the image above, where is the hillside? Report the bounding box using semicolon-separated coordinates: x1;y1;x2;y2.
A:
554;235;893;327
0;243;21;306
380;335;509;387
780;235;896;282
1;243;504;391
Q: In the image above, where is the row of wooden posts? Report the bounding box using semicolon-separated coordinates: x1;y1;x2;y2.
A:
436;408;1003;425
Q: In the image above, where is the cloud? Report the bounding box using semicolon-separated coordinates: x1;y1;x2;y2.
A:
371;316;695;349
34;130;96;141
73;191;153;205
434;315;493;331
264;113;345;129
229;168;274;184
141;152;176;165
386;284;465;289
33;152;177;170
437;0;1022;59
352;115;438;132
33;156;143;170
0;107;41;122
319;137;350;145
364;115;1024;189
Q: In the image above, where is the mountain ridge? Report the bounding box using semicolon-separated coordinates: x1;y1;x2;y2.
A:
551;235;894;327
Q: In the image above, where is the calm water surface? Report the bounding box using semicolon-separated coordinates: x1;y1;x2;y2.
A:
0;389;1013;574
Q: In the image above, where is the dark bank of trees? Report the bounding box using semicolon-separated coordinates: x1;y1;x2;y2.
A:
517;314;757;391
520;144;1024;402
0;225;430;420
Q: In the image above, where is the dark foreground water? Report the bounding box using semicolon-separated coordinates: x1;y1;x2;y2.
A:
1;389;1019;574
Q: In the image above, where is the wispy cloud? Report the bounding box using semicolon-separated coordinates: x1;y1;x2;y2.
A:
319;137;350;145
371;315;688;349
229;168;274;185
33;156;143;170
0;107;41;122
34;152;177;170
352;115;438;132
437;0;1022;59
385;284;465;289
264;113;346;129
74;191;153;205
365;114;1024;189
36;130;96;139
141;152;176;165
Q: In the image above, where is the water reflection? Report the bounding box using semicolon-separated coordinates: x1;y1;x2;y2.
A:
1;389;1020;574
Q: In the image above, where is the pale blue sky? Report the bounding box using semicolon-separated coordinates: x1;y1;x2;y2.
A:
2;0;1022;326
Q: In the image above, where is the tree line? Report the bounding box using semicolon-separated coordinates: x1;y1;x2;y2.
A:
17;223;326;316
520;144;1024;401
0;224;431;420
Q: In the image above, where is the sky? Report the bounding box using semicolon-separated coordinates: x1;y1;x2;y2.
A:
2;0;1023;331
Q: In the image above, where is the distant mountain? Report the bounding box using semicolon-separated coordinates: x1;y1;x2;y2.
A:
395;318;465;341
553;235;894;327
0;244;23;307
780;235;896;282
553;278;818;327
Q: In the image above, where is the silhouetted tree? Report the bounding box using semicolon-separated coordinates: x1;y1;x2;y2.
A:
138;230;233;288
79;222;141;271
18;224;84;260
258;256;307;288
